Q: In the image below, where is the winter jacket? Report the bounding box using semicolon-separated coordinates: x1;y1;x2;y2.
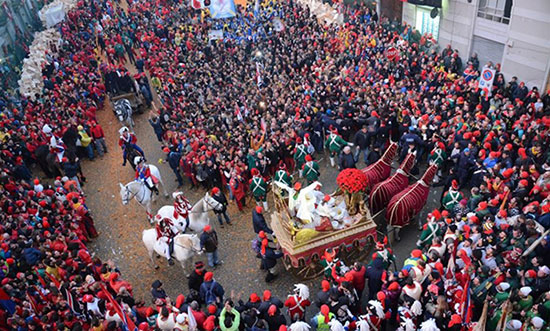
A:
188;269;205;293
339;153;356;169
261;246;283;270
365;258;385;295
166;151;182;170
200;231;218;253
63;162;79;178
353;130;369;150
199;280;225;304
252;210;272;234
23;247;42;266
219;307;240;331
212;193;228;214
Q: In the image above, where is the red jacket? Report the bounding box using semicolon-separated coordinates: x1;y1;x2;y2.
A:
349;266;366;293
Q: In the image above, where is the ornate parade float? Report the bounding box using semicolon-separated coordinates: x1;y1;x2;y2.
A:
271;168;377;279
270;140;437;279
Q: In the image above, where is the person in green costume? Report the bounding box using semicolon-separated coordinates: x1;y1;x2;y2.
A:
325;127;348;168
274;161;292;187
442;180;464;211
302;155;320;185
294;137;308;178
249;168;268;211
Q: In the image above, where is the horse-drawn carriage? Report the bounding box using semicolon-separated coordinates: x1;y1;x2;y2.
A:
109;92;147;115
270;176;377;280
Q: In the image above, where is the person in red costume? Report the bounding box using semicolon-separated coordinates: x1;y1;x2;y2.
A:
284;284;311;322
172;191;192;231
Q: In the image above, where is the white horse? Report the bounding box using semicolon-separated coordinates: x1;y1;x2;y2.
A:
155;192;222;233
119;164;169;221
142;230;202;271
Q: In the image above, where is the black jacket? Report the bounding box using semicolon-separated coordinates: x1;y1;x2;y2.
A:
200;231;218;253
353;130;369;149
212;192;228;214
253;210;272;234
339;152;356;169
188;269;205;293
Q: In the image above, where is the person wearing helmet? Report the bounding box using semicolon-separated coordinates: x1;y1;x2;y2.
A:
119;127;144;166
173;191;192;231
135;156;159;195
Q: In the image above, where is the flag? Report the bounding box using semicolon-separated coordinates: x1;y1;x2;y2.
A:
253;0;259;18
235;104;243;121
445;238;458;280
260;118;266;132
34;268;47;288
188;306;197;331
26;291;39;315
62;286;84;317
209;0;236;19
99;283;137;331
191;0;205;9
256;62;263;87
45;271;61;289
460;277;472;327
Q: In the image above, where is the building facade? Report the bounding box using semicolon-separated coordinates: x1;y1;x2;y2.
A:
396;0;550;91
0;0;43;89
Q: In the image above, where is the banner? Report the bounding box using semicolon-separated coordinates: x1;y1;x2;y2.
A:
208;29;224;41
191;0;205;10
210;0;236;19
273;18;285;31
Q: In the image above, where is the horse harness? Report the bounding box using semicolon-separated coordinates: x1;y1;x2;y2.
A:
174;237;201;253
124;182;148;204
115;99;132;121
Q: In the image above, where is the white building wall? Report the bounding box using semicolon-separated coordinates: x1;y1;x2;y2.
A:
402;2;416;26
501;0;550;89
437;0;476;58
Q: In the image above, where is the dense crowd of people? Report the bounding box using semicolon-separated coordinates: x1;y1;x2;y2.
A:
0;0;550;328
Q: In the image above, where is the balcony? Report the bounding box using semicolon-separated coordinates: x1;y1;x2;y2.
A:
477;0;513;24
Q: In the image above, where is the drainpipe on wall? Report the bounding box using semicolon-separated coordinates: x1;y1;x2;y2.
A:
543;57;550;93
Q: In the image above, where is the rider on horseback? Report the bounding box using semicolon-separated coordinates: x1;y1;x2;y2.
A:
43;124;66;162
134;156;159;195
173;191;192;232
156;217;176;265
119;127;144;166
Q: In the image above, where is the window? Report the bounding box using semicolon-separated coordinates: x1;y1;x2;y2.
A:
478;0;513;24
415;6;440;40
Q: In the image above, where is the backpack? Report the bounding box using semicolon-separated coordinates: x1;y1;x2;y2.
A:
251;238;261;254
204;281;217;305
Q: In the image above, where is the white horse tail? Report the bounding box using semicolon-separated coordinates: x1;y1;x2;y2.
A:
149;164;169;197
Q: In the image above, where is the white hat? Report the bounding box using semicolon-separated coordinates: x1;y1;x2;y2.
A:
519;286;532;297
42;124;52;134
531;316;544;328
539;265;550;276
176;313;188;324
506;320;522;330
118;126;129;135
134;156;144;166
497;282;510;292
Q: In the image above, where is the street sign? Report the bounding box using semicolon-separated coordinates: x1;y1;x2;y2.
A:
479;66;496;96
386;47;398;60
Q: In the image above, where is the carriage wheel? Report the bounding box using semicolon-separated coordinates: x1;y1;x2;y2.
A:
291;261;324;280
283;255;293;270
342;240;374;265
